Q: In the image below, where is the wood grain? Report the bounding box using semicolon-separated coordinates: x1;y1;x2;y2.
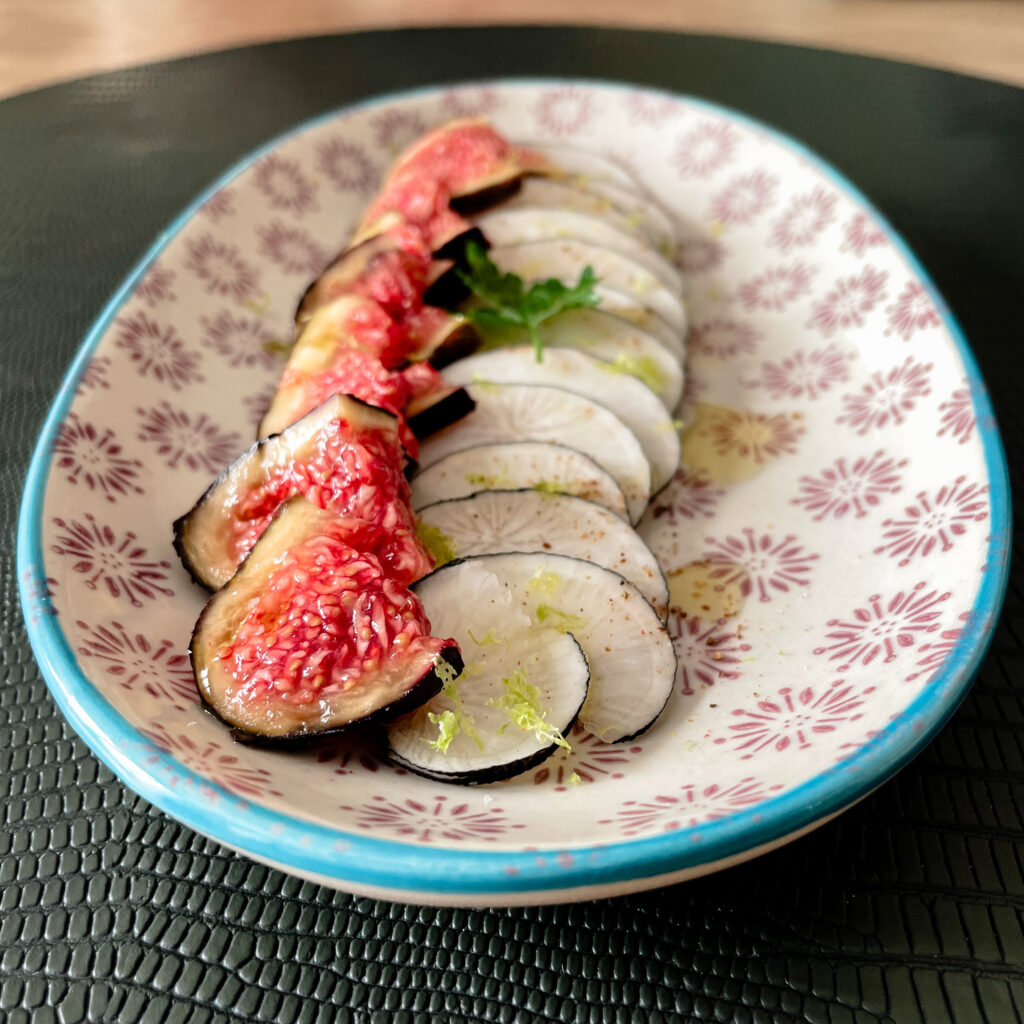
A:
2;0;1022;99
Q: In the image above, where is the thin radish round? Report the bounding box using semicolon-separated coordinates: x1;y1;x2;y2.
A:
444;348;681;494
474;207;682;293
592;292;684;355
471;306;683;408
572;176;679;256
388;561;589;783
502;176;676;256
417;490;669;619
410;441;629;521
525;142;642;190
427;552;676;743
416;383;652;523
488;241;687;336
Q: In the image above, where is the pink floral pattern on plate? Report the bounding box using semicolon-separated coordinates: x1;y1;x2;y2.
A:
33;83;997;867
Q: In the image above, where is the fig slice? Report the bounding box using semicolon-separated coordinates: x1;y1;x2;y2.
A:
191;497;461;745
175;393;430;591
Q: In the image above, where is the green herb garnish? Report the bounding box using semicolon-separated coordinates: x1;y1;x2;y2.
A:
456;242;600;362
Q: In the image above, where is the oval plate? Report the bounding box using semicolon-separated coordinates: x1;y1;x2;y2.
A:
18;80;1010;906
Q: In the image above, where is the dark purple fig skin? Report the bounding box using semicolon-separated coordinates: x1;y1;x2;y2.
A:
448;175;522;217
406;387;476;441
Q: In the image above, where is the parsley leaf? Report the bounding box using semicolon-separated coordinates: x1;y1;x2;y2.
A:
456;241;600;362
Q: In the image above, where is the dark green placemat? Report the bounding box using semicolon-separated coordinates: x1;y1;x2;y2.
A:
2;27;1023;1024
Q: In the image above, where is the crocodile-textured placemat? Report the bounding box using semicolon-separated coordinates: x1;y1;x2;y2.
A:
2;27;1022;1024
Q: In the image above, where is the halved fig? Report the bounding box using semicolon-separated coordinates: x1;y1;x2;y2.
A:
414;552;676;743
417;490;670;619
409;440;629;521
387;561;588;783
191;497;461;745
175;393;431;591
474;207;682;292
487;241;687;335
416;383;652;523
444;347;681;494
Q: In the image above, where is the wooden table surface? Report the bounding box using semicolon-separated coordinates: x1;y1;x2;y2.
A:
2;0;1023;99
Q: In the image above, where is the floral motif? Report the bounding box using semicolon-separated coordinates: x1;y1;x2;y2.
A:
135;264;177;307
737;262;815;312
339;795;523;843
256;221;328;276
886;281;941;341
675;231;726;275
441;86;500;118
314;742;383;775
54;414;144;503
937;384;976;445
791;451;906;520
533;87;594;137
813;581;950;669
623;92;681;126
76;356;112;395
837;357;932;435
673;121;739;179
136;402;242;474
242;382;276;431
532;723;643;789
253;154;317;214
200;189;236;221
744;344;853;400
769;187;837;251
709;170;778;225
904;612;972;682
141;722;283;799
841;213;885;256
76;619;196;711
688;318;761;359
114;312;203;389
669;613;752;696
199;309;279;370
651;467;726;522
598;778;784;836
316;137;378;193
874;477;989;566
185;234;258;301
808;266;888;336
371;109;429;152
703;529;819;603
50;514;173;607
715;680;873;759
705;408;805;463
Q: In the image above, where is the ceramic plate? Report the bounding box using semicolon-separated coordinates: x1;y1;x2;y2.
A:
18;80;1010;906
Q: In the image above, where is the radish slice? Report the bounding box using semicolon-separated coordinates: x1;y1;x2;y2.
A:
474;207;682;293
388;562;589;784
488;241;687;336
417;490;669;619
501;176;675;256
525;142;641;189
410;441;629;521
592;294;684;356
416;383;652;523
423;552;676;743
444;348;681;494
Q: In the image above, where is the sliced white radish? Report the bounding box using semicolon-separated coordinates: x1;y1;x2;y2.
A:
474;207;682;293
444;347;681;494
488;241;687;336
389;562;589;784
410;441;629;521
416;383;652;523
506;176;676;256
574;177;679;257
471;306;683;409
525;142;642;190
417;490;669;619
592;294;684;356
430;552;676;742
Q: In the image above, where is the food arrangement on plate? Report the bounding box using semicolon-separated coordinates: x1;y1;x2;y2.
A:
174;119;682;782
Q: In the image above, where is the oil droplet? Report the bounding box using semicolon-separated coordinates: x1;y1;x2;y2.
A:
679;403;805;484
666;560;748;620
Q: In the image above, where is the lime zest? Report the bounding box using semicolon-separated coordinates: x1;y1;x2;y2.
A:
427;710;459;753
488;670;570;751
416;521;457;567
524;568;562;598
567;772;584;786
600;353;664;394
430;659;483;753
531;480;569;496
466;627;502;647
535;604;587;633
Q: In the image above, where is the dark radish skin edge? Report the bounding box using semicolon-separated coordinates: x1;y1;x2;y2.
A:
191;497;462;747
